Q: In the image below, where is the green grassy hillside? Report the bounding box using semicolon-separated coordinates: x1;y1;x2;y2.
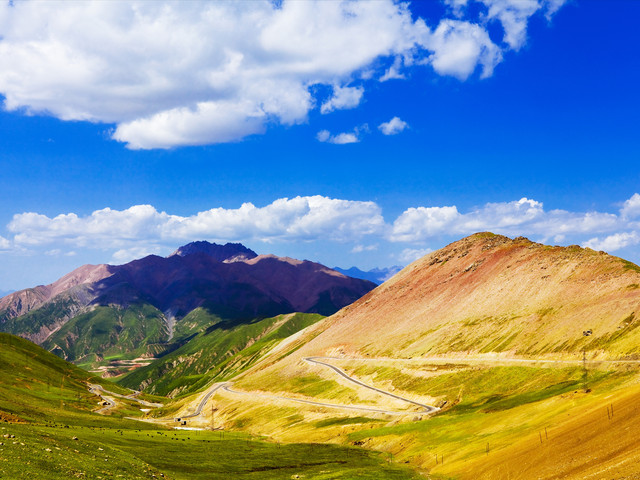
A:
0;332;419;480
120;311;324;397
42;303;169;365
0;332;139;425
0;423;419;480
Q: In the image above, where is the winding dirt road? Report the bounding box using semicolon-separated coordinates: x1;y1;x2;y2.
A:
304;357;439;413
181;357;440;417
88;384;163;414
181;383;228;419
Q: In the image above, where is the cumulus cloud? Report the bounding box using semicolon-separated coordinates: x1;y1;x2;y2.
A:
379;57;406;81
0;236;10;250
481;0;541;50
320;85;364;114
482;1;569;49
445;0;470;18
583;232;640;252
8;196;385;248
585;232;640;253
0;0;566;149
316;127;365;144
378;116;408;135
6;193;640;262
390;197;620;243
425;19;502;79
621;193;640;219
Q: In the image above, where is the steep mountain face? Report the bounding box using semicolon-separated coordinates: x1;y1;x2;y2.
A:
90;253;368;318
0;264;113;319
0;242;375;365
252;233;640;378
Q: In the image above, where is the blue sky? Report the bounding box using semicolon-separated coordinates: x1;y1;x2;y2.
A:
1;0;639;291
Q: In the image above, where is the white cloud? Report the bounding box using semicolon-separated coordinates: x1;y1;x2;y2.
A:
351;244;378;253
391;205;461;242
378;116;408;135
621;193;640;219
424;19;502;79
0;236;10;250
544;0;569;20
0;0;566;149
380;57;405;81
398;248;433;263
583;232;640;252
481;0;541;50
316;127;363;144
331;133;359;145
320;85;364;114
7;193;640;263
390;197;620;243
8;196;385;248
316;130;331;142
444;0;470;17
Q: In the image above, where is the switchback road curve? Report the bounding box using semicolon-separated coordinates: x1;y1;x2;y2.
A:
304;357;439;414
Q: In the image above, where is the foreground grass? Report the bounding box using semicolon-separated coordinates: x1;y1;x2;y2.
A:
0;423;420;480
0;333;420;479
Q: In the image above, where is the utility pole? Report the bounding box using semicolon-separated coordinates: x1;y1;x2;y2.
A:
211;405;218;430
582;329;592;392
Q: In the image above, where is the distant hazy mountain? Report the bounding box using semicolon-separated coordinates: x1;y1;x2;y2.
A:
0;290;14;299
0;241;376;365
333;266;402;284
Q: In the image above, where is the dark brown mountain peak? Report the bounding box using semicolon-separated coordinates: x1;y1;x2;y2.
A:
169;241;258;263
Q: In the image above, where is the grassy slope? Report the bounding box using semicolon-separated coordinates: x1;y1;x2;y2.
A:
0;333;419;480
465;378;640;479
0;424;420;480
120;311;325;397
0;332;143;425
42;303;169;365
208;356;637;479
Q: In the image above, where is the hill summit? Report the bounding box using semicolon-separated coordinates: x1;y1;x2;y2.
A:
170;241;257;262
261;232;640;366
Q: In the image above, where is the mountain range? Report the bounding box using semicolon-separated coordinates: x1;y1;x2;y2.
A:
0;241;375;366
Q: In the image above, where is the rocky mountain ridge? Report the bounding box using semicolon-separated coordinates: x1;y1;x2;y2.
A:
0;241;375;364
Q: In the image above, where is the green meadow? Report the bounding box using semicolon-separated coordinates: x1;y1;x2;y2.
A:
0;333;419;479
